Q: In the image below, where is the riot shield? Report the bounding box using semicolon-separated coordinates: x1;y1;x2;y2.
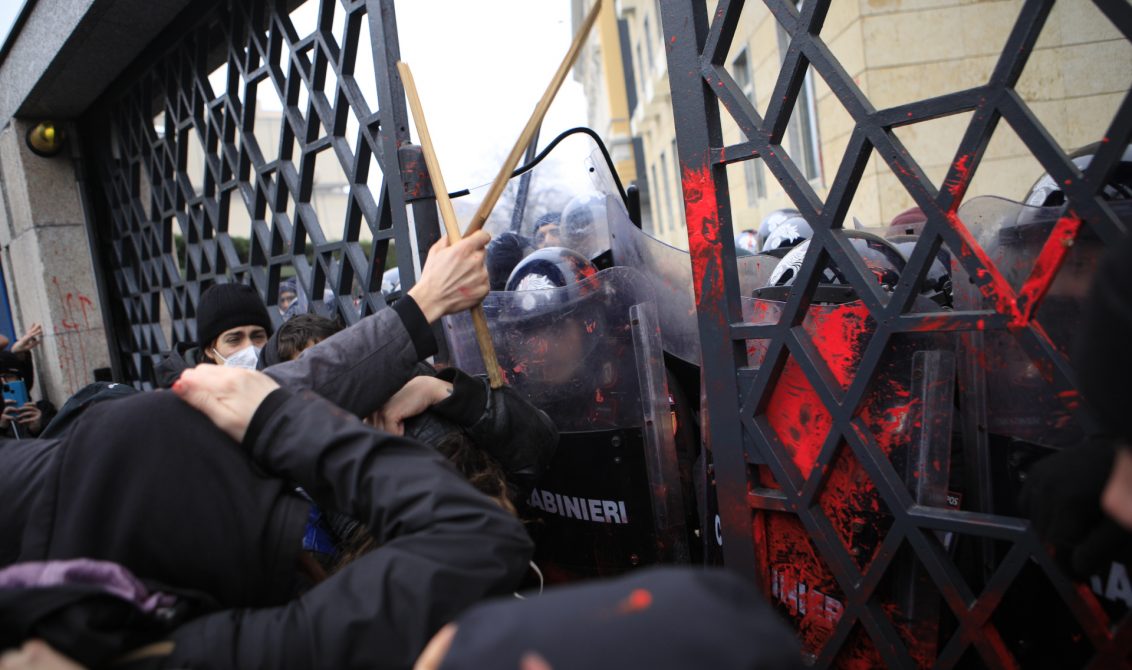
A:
606;198;784;365
442;267;690;581
453;131;618;265
952;196;1131;449
742;294;957;665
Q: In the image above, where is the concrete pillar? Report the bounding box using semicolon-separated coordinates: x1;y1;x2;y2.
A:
0;118;110;407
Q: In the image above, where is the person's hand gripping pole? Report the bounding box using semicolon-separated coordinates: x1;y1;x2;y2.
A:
397;61;505;388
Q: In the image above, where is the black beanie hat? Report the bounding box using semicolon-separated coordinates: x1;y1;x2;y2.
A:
0;350;33;391
195;283;273;348
486;232;532;291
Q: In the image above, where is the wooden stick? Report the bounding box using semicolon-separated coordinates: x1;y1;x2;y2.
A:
464;0;603;235
398;61;506;389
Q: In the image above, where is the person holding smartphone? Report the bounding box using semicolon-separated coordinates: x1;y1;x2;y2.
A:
0;325;51;439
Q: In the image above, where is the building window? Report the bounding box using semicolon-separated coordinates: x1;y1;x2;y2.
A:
731;49;767;203
775;26;822;183
659;149;675;234
643;16;655;75
670;137;683;232
636;41;649;102
650;162;665;234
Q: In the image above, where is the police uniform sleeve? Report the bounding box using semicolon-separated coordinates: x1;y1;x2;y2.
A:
166;389;533;670
431;367;559;501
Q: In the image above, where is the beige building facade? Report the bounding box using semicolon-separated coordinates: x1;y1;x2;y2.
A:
583;0;1130;249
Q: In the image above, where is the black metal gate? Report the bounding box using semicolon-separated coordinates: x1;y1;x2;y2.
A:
660;0;1132;666
80;0;434;387
76;0;1132;664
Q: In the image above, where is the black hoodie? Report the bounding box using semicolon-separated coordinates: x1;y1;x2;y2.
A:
3;389;533;668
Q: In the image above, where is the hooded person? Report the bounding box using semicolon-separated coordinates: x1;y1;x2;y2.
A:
155;283;274;387
486;232;533;292
532;212;562;249
0;365;534;669
277;277;309;321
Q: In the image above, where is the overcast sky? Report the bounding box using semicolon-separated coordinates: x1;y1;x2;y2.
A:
0;1;28;53
273;0;592;191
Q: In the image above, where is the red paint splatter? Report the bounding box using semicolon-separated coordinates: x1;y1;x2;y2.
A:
1012;214;1082;327
682;165;724;310
618;588;653;614
808;305;871;389
765;303;871;478
947;210;1019;321
946;154;972;197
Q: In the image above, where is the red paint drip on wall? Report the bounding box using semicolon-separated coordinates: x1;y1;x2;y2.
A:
1012;214;1082;327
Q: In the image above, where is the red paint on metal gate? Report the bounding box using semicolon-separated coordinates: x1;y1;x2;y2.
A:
1012;214;1082;327
682;165;724;310
946;154;973;197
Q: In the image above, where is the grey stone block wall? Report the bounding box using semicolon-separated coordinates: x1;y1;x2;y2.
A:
0;118;110;406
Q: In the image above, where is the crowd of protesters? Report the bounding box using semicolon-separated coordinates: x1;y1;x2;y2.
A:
0;231;801;669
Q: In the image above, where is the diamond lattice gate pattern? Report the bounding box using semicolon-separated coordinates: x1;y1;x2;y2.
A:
81;0;422;387
659;0;1132;667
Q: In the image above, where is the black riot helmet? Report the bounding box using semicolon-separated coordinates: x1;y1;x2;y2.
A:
500;247;605;390
757;230;907;304
505;246;599;293
889;235;954;308
1024;142;1132;208
761;214;814;252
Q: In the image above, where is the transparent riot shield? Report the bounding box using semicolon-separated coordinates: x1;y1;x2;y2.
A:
952;197;1130;449
951;197;1132;641
606;198;784;365
742;295;957;665
442;267;690;581
453;130;619;265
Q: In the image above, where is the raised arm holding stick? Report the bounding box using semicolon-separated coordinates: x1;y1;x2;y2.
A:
398;61;506;389
393;0;603;388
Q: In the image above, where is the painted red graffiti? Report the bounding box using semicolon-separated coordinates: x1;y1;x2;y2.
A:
52;277;98;396
1012;214;1082;327
681;165;724;310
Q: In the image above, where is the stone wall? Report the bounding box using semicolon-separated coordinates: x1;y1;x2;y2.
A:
0;119;110;406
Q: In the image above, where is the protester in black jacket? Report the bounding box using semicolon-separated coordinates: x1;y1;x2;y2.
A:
264;312;558;505
1;366;533;669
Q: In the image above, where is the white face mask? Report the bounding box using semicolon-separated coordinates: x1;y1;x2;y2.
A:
212;344;261;370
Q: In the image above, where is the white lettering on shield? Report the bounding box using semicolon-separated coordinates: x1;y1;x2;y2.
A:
528;488;629;525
